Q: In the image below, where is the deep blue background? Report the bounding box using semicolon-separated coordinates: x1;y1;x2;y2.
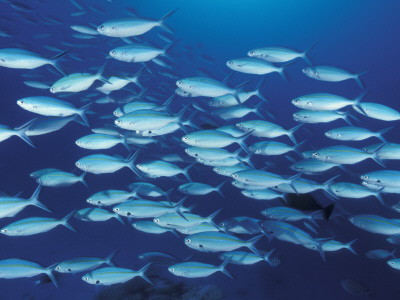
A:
0;0;400;299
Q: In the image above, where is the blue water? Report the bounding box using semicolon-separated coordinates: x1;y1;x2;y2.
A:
0;0;400;299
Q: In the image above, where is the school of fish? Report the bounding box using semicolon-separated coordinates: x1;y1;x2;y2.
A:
0;0;399;296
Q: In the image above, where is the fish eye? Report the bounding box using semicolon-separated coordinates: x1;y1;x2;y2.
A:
76;162;80;166
154;218;159;223
177;80;182;86
304;68;309;72
50;87;55;93
83;277;89;281
99;25;104;31
293;99;299;103
249;51;255;55
227;61;233;65
186;238;191;244
139;255;144;259
326;132;331;136
115;120;121;124
182;137;188;141
184;149;189;153
113;208;120;212
137;164;141;167
1;229;7;233
215;168;220;171
180;272;184;275
55;266;61;270
111;50;116;55
169;268;174;272
132;223;137;227
293;113;298;117
232;174;238;178
237;124;242;127
349;217;354;222
314;72;318;76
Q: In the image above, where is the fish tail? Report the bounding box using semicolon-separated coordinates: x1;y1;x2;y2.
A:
287;124;302;144
346;239;358;255
293;140;306;156
164;188;174;204
29;185;51;212
377;127;393;143
78;102;92;126
158;8;178;33
105;249;119;267
355;68;368;88
288;173;302;194
182;163;194;182
238;130;252;154
254;101;265;119
139;263;153;285
218;258;234;279
351;90;366;113
254;77;269;103
302;42;317;65
214;181;227;198
46;263;59;288
174;197;188;220
262;248;275;261
79;172;88;189
207;208;223;230
15;118;37;148
96;62;110;84
126;150;142;177
50;49;70;76
114;213;126;225
322;174;340;194
391;248;397;258
122;136;132;153
304;221;319;234
246;234;263;257
62;210;78;232
374;190;385;206
371;152;386;168
130;66;145;88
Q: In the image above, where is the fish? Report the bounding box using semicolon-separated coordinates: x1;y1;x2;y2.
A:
354;102;400;121
325;126;391;142
17;96;92;126
86;189;137;206
54;250;117;273
36;171;87;188
329;182;383;204
366;249;396;260
82;264;152;285
178;182;226;197
185;231;263;256
261;207;319;226
97;72;143;94
226;57;289;80
138;252;177;265
109;44;171;63
97;9;177;37
75;153;140;176
249;141;305;156
236;120;301;144
153;209;221;229
293;110;353;125
302;65;366;88
341;279;373;297
132;221;178;236
247;45;314;64
0;185;49;218
25;115;86;136
0;258;57;287
348;214;400;235
219;249;277;266
0;119;36;148
312;145;385;167
361;170;400;188
0;48;68;75
304;239;357;255
168;259;233;278
1;210;76;236
241;189;286;201
75;208;124;224
75;134;131;151
136;160;192;181
291;92;363;111
70;25;99;35
50;63;108;93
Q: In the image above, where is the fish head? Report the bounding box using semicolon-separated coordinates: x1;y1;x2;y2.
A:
235;122;250;132
113;108;123;117
175;88;190;97
324;131;333;138
97;23;116;36
292;97;314;109
348;216;363;227
175;79;193;93
16;98;30;109
109;48;127;61
49;85;57;94
387;259;397;267
292;111;306;122
75;139;83;147
114;117;127;128
0;227;10;235
82;272;98;284
302;67;318;79
181;135;194;145
168;266;177;274
184;236;199;250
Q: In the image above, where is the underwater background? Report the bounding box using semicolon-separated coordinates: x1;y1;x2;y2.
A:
0;0;399;299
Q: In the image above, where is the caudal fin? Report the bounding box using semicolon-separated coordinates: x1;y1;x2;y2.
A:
78;102;93;126
346;239;358;255
287;124;302;144
218;258;234;279
62;210;78;232
15;118;37;148
246;234;263;257
158;9;178;33
45;264;59;287
50;49;70;76
29;185;51;212
138;262;153;285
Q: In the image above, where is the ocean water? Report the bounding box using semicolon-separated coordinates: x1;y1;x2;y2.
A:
0;0;399;299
